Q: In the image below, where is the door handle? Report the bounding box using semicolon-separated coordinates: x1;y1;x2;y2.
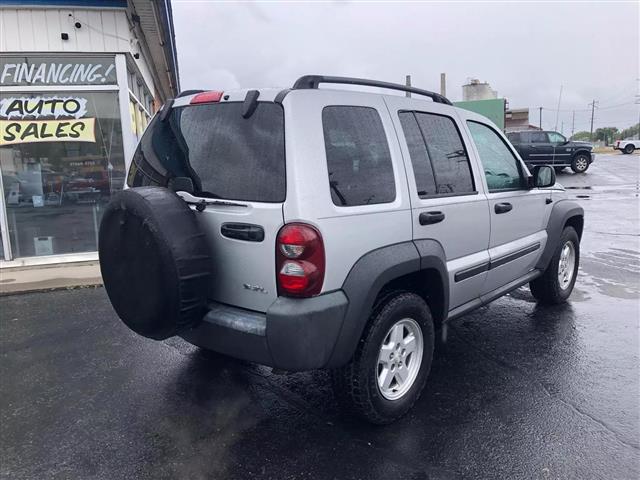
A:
494;202;513;214
221;223;265;242
419;211;445;225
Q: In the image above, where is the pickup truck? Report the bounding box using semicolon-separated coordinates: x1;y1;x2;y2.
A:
614;139;639;154
506;130;594;173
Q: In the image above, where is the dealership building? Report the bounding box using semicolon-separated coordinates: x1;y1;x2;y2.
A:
0;0;179;266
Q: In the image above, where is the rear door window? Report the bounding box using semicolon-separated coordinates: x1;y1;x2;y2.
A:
129;102;286;203
530;131;549;144
322;106;395;206
398;112;437;196
399;111;475;196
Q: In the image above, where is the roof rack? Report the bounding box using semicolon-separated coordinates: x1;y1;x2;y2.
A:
292;75;453;105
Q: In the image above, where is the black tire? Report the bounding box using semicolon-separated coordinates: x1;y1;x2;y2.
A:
530;226;580;305
331;292;435;424
99;187;212;340
571;154;590;173
624;144;635;154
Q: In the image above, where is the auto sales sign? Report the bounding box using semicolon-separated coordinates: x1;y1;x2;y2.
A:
0;96;96;145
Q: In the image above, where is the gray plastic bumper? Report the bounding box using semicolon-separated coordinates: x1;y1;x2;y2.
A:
180;291;348;371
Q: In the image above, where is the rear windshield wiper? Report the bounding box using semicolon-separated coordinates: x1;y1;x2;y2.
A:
175;191;248;211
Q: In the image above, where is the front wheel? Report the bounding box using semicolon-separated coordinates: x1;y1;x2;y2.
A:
624;144;635;154
331;292;434;424
530;226;580;304
571;154;590;173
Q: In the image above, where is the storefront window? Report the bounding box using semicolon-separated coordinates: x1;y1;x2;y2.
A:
0;91;125;257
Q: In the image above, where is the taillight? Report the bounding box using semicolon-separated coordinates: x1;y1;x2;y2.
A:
276;223;325;297
190;91;223;104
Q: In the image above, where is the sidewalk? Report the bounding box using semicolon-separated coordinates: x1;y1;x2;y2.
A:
0;261;102;296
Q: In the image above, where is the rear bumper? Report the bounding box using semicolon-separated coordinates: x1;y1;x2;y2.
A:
590;153;596;163
180;291;349;371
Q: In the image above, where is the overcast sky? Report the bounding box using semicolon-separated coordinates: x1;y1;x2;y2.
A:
171;1;639;134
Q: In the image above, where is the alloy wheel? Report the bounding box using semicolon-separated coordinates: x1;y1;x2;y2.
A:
376;318;424;401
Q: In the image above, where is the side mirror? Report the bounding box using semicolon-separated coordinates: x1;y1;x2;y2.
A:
531;165;556;188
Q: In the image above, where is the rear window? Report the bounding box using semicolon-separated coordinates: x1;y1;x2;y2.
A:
322;106;395;207
128;102;285;203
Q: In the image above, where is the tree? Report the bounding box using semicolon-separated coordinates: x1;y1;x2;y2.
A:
618;123;639;140
594;127;619;145
571;131;591;141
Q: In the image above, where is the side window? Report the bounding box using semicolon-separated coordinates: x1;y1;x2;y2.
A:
322;106;396;206
530;131;549;143
467;121;526;191
400;112;475;195
398;112;437;196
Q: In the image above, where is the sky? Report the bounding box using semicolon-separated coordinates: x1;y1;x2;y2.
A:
171;0;639;135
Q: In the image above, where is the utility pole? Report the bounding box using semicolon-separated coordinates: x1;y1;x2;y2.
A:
561;121;564;135
539;107;543;129
440;73;446;97
588;100;598;141
554;85;563;131
571;110;575;137
405;75;411;98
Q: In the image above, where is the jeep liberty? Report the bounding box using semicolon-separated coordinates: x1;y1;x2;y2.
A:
99;76;584;424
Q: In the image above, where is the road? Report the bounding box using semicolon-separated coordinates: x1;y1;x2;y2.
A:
1;153;638;480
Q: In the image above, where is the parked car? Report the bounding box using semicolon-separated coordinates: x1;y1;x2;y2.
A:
98;76;584;424
613;139;639;154
506;130;594;173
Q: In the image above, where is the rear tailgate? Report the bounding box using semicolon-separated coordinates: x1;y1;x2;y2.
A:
128;93;285;312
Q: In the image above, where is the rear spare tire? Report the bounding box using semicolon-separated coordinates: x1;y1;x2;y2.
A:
99;187;212;340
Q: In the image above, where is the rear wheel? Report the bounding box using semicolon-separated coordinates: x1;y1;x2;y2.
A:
331;292;434;424
571;154;590;173
530;226;579;304
624;144;635;154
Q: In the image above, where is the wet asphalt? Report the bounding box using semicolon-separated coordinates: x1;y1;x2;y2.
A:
1;153;639;480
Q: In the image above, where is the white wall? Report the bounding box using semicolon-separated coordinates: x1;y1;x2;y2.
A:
0;6;159;100
0;8;130;53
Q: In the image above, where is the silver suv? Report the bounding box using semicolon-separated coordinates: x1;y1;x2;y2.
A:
99;76;584;424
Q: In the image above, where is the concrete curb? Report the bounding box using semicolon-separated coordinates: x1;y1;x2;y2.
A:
0;261;103;296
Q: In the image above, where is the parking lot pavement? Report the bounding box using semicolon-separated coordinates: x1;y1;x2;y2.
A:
1;153;638;480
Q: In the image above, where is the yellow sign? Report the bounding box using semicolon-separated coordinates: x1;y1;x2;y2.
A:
0;118;95;145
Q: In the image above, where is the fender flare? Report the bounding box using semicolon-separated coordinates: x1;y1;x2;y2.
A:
536;199;584;271
326;240;448;367
572;149;592;159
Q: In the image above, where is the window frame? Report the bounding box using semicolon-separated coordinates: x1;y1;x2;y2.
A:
398;109;478;199
321;104;397;207
467;120;530;193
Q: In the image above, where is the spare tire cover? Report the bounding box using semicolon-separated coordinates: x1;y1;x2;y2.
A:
99;186;212;340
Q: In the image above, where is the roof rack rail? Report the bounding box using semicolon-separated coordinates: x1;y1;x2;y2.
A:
292;75;453;105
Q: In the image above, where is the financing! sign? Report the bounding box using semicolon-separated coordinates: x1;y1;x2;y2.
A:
0;96;96;145
0;56;116;86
